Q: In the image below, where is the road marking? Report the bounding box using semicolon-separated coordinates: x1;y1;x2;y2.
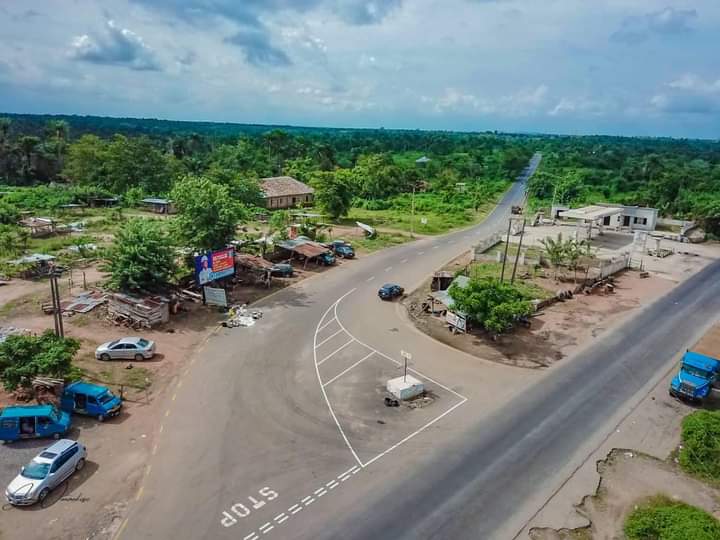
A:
276;515;289;524
274;513;287;523
315;488;327;497
135;486;144;501
165;409;171;417
318;339;355;365
172;393;177;402
418;251;425;255
244;533;258;540
145;465;152;477
339;474;351;482
316;328;344;348
327;480;339;489
322;352;375;387
159;424;164;434
303;496;315;506
152;443;158;456
366;276;375;282
288;504;301;514
177;380;183;389
433;245;439;249
318;318;337;332
259;523;274;534
113;519;128;540
384;266;392;272
401;258;408;263
290;506;302;515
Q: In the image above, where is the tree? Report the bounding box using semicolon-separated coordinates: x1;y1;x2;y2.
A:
0;200;19;225
564;238;589;283
448;278;533;335
64;134;108;186
310;170;354;220
105;218;178;292
19;136;40;180
0;331;80;391
269;210;291;240
105;135;174;194
171;175;245;252
540;233;568;279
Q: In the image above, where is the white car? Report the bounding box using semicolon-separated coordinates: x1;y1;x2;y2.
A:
95;337;156;361
5;439;87;505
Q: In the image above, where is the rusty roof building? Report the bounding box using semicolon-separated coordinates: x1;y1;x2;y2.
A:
260;176;314;209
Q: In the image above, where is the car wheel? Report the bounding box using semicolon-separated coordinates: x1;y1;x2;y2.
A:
135;354;144;362
75;458;86;472
38;488;50;504
100;353;111;361
97;414;105;422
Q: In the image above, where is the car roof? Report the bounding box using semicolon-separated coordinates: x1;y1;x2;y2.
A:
381;283;398;289
0;404;57;419
683;351;719;371
117;336;145;344
66;381;108;396
39;439;77;458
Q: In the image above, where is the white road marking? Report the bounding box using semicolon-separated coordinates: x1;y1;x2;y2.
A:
432;245;439;249
316;328;344;348
317;339;355;365
401;258;408;263
317;318;337;332
244;534;258;540
276;515;289;524
418;251;425;255
339;474;351;482
312;289;363;468
274;513;287;523
327;480;339;489
384;266;392;272
315;488;327;497
322;352;375;387
259;523;273;533
366;276;375;282
260;525;274;534
290;506;302;515
288;504;301;514
304;497;315;506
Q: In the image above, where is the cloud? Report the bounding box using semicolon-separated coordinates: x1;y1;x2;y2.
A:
548;97;610;117
429;85;548;116
611;7;697;44
225;30;292;67
69;20;161;71
651;73;720;114
334;0;402;25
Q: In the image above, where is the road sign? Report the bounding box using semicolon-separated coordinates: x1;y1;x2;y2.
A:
401;350;412;360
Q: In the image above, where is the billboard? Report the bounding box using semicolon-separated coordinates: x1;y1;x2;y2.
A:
195;248;235;286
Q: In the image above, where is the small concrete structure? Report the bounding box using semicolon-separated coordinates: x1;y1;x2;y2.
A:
554;204;658;232
387;375;424;401
141;198;176;214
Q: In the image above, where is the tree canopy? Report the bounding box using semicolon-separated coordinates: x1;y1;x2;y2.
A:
0;331;80;390
448;278;533;334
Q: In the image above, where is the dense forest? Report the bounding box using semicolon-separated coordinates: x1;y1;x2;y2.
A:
1;113;719;231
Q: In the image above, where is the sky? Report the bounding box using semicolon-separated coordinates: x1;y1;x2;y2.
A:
1;0;719;139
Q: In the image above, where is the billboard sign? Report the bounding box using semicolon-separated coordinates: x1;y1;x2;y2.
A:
203;286;228;307
195;248;235;286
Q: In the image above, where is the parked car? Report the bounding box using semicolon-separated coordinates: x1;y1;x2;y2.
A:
5;439;87;505
95;337;155;361
0;405;71;443
270;263;294;277
378;283;404;300
326;240;355;259
319;251;336;266
61;381;122;421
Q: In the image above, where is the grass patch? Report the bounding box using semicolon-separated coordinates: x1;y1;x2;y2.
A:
96;365;153;390
466;262;553;300
485;242;543;260
624;495;720;540
351;232;414;253
679;410;720;483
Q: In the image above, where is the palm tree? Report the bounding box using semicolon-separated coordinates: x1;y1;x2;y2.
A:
19;136;40;181
46;120;69;169
540;233;567;280
565;239;589;283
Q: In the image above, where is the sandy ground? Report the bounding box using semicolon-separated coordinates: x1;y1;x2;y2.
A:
524;324;720;540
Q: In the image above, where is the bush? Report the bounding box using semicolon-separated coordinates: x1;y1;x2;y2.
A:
0;331;80;390
679;410;720;481
624;495;720;540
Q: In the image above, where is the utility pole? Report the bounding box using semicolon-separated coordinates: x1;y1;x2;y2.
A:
511;219;527;283
49;272;59;337
500;218;513;282
410;184;416;239
49;269;64;337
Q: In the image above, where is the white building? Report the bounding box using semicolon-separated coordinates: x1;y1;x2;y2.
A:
553;204;658;232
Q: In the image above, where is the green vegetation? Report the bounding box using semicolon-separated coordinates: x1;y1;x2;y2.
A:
466;262;552;300
104;218;178;292
448;277;534;334
624;495;720;540
349;232;412;253
678;410;720;482
528;137;720;234
0;331;80;390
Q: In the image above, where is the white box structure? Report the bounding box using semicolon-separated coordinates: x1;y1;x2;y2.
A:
387;375;424;401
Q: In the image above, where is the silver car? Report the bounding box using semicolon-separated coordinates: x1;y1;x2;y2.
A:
95;337;156;361
5;439;87;505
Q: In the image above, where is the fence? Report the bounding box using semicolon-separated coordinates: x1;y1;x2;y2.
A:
472;231;504;261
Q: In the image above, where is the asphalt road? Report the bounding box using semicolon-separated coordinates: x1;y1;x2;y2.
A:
121;153;720;540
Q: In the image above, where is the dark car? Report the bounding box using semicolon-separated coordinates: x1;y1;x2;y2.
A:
327;240;355;259
378;283;404;300
270;263;294;277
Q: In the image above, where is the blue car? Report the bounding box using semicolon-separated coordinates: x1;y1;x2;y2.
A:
670;351;720;403
0;405;71;443
378;283;404;301
61;381;122;422
327;240;355;259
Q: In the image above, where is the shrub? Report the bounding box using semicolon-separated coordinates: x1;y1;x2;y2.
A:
624;495;720;540
679;410;720;481
0;331;80;390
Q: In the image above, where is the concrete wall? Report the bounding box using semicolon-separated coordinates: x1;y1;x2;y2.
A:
618;206;658;231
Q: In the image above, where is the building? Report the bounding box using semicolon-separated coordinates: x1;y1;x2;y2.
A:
141;198;176;214
260;176;314;210
554;204;658;232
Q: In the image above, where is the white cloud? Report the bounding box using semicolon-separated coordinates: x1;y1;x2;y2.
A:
69;20;161;71
652;73;720;115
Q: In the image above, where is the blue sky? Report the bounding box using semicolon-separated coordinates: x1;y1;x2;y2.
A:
1;1;719;138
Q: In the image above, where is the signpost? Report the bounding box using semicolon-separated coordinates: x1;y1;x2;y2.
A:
195;247;235;286
203;286;228;307
401;350;412;382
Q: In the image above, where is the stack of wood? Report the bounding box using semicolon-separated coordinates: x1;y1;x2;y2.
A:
108;292;170;328
32;377;65;407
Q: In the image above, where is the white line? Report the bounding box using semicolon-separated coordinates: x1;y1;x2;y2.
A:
301;496;313;504
261;525;274;534
304;497;315;506
327;480;339;489
418;251;425;255
318;318;337;332
338;465;359;479
315;328;344;348
312;289;363;468
316;488;327;497
317;339;355;365
274;513;287;522
432;245;439;249
322;352;375;387
401;258;408;263
366;276;375;282
363;397;469;468
259;523;272;533
276;516;289;524
244;533;257;540
339;475;351;482
290;506;302;515
384;266;392;272
288;504;301;513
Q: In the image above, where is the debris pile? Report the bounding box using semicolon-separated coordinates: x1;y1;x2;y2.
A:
108;292;170;329
223;304;263;328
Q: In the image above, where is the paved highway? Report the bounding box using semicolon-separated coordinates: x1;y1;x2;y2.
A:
121;153;720;540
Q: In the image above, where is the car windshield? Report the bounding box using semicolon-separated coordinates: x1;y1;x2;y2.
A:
99;392;115;405
137;339;149;348
21;461;50;480
107;340;119;348
683;364;711;379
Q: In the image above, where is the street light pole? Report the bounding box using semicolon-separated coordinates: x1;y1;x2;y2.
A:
414;156;430;239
